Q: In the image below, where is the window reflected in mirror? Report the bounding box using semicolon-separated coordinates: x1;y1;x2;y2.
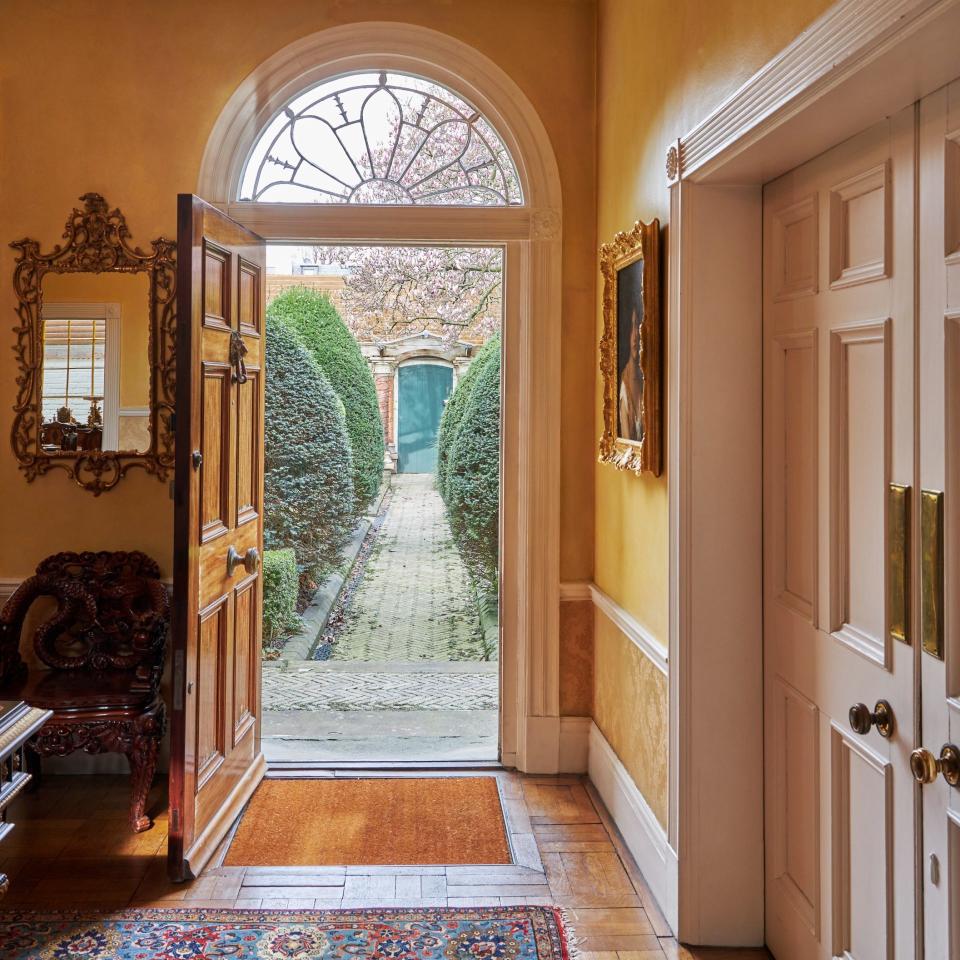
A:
40;272;151;454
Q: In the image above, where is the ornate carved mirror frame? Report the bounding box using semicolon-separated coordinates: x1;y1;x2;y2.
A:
10;194;176;495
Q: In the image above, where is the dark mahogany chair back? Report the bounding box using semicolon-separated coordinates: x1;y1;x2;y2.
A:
0;551;168;692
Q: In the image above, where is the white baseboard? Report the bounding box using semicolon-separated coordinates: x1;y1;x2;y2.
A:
558;715;590;773
521;715;561;773
588;721;675;932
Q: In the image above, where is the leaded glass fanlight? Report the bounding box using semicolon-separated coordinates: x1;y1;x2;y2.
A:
239;71;523;206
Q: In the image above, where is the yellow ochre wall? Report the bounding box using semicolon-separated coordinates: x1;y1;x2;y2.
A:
593;0;832;825
0;0;597;695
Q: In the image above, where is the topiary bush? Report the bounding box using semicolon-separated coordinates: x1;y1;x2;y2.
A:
270;288;385;511
445;340;501;602
262;548;300;648
437;334;500;502
264;312;356;592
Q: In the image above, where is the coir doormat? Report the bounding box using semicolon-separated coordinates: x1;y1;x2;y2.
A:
0;906;574;959
224;777;512;866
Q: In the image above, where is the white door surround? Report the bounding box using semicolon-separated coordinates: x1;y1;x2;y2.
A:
196;22;564;773
666;0;960;946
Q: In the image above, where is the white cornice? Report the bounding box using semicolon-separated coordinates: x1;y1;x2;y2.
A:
673;0;960;185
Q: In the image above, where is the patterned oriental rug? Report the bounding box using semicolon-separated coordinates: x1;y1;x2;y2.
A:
0;905;574;959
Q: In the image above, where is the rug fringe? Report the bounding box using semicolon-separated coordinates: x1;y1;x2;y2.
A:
556;906;585;960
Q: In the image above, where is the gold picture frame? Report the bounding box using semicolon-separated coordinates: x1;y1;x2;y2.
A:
599;218;661;476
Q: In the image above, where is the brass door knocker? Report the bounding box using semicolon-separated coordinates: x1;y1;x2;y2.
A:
229;330;248;384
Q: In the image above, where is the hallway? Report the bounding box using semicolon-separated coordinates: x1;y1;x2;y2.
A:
0;772;759;959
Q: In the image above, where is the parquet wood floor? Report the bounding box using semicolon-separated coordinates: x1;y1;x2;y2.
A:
0;770;770;959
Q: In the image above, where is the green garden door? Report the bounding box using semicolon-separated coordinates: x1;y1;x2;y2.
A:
397;363;453;473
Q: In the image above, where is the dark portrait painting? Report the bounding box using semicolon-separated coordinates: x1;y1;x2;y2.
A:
616;256;645;443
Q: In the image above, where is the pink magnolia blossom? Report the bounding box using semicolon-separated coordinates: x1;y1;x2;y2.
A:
314;244;503;343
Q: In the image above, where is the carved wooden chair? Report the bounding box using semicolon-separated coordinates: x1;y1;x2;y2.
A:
0;551;168;832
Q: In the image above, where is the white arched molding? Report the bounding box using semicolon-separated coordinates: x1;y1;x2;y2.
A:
197;22;563;772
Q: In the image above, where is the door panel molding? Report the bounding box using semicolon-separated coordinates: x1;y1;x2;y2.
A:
769;676;821;938
830;722;895;960
770;328;820;624
828;318;892;668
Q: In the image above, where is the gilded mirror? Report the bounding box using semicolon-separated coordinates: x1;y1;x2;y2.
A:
10;194;176;494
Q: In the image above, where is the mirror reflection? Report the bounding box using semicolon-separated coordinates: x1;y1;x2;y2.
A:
40;272;151;454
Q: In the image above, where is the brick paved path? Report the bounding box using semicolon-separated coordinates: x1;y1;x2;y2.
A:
328;473;491;662
262;662;497;711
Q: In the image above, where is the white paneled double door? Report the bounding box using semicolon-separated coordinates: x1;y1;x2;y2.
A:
763;85;960;960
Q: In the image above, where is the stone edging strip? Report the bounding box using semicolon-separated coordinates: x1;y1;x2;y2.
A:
275;516;372;662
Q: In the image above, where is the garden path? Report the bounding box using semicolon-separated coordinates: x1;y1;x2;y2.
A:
327;473;491;662
261;473;498;759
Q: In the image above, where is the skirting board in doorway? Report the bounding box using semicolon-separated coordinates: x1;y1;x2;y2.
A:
558;716;590;773
588;721;676;932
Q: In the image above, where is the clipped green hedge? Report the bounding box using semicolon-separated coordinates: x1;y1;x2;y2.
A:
436;334;500;502
264;312;356;588
262;548;300;647
445;340;501;600
271;288;385;511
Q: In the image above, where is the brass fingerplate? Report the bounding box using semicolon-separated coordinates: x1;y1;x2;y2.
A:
888;483;910;644
921;489;944;660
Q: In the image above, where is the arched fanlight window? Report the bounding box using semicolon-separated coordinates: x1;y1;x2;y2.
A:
239;71;523;206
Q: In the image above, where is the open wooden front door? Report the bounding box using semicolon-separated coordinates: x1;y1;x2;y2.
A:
169;195;266;882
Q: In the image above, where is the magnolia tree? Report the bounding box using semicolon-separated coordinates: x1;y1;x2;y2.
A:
312;245;502;342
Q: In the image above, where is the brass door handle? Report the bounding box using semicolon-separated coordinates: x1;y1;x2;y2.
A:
910;745;960;786
849;700;895;738
226;545;260;576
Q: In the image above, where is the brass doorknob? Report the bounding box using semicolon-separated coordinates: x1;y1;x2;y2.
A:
848;699;894;738
910;745;960;787
226;545;260;576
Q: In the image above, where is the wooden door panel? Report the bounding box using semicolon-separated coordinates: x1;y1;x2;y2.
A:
918;80;960;960
764;110;916;960
830;728;894;960
770;329;819;623
829;320;890;664
828;162;890;289
232;576;257;747
195;600;227;789
200;364;231;539
768;678;820;938
238;258;261;336
171;195;266;882
203;243;231;330
235;370;259;526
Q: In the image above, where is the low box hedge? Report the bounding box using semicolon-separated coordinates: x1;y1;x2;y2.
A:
262;547;300;647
